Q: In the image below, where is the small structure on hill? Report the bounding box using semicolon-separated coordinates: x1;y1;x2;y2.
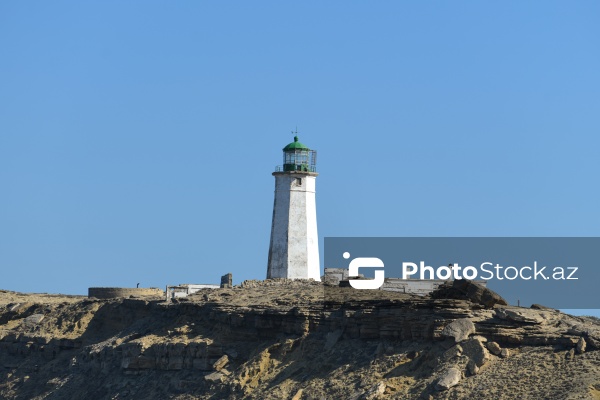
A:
166;283;220;301
220;273;233;288
88;287;164;299
323;268;487;296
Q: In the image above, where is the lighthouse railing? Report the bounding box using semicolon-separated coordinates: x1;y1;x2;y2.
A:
275;165;317;173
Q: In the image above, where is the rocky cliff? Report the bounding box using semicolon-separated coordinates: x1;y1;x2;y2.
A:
1;281;599;400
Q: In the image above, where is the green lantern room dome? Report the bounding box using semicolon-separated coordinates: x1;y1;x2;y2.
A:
276;135;317;173
283;136;310;151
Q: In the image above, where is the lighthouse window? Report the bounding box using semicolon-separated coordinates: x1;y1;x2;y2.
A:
296;178;302;186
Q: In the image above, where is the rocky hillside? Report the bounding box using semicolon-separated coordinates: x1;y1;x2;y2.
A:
1;281;600;400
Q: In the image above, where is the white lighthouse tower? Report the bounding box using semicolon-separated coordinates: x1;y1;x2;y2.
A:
267;135;320;281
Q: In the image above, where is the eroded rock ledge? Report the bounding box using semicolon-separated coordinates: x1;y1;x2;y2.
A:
1;281;599;400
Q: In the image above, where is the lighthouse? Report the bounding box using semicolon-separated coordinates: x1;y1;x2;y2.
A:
267;135;320;281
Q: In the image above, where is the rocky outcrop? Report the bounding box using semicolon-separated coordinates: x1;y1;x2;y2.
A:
1;283;599;400
495;307;555;324
431;279;508;307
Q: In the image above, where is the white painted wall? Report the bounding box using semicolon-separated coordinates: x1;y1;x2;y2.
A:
169;284;220;299
267;172;320;280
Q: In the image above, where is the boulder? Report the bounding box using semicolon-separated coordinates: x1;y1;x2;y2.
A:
430;279;507;307
23;314;45;327
443;344;463;361
576;337;586;354
467;359;479;375
441;319;475;343
435;367;461;391
472;335;488;343
500;348;510;358
204;372;224;383
486;341;502;356
461;338;489;367
213;355;229;371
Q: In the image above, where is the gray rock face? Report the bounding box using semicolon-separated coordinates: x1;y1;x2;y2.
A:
441;318;475;343
435;367;462;391
325;329;343;350
462;337;490;367
486;341;502;356
430;279;508;308
225;349;238;359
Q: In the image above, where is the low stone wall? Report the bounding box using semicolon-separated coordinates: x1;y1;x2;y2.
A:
88;287;164;299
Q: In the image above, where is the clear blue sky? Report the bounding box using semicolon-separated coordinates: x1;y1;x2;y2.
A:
1;1;599;311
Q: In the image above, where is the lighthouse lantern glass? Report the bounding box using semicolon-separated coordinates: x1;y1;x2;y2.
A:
282;149;317;172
